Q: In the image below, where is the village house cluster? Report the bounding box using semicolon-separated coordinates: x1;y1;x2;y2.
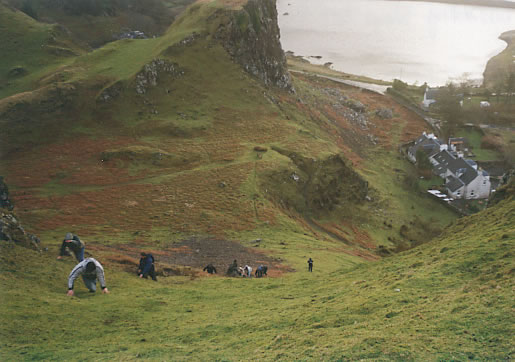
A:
408;132;491;200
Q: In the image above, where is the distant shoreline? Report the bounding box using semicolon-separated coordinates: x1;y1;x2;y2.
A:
386;0;515;9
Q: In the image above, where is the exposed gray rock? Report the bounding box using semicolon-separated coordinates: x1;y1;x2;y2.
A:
0;211;41;250
0;178;40;250
217;0;294;92
344;99;366;113
344;109;369;130
135;59;184;95
376;107;394;119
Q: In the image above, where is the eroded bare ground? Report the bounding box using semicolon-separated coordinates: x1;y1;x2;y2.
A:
89;237;293;278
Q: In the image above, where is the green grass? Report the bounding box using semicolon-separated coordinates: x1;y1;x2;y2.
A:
0;4;85;99
456;128;502;161
1;195;513;360
418;175;445;191
0;0;513;359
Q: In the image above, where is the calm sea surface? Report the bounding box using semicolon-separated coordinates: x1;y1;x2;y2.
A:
277;0;515;85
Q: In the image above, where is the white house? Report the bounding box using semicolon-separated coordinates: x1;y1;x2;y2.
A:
409;132;491;199
422;87;439;109
430;149;491;199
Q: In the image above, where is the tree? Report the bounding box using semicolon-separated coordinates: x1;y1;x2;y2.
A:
415;149;432;176
20;0;38;19
435;83;463;138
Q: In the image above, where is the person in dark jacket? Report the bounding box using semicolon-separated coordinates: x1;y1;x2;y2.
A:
307;258;313;272
255;265;268;278
138;252;157;281
58;233;85;262
226;259;239;276
203;263;217;274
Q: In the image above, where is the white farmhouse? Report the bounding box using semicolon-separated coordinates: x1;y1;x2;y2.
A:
430;150;491;199
422;87;438;109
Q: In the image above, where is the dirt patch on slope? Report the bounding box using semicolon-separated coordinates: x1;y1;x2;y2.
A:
89;237;291;278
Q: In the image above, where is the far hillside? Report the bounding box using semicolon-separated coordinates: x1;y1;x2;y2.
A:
4;0;195;48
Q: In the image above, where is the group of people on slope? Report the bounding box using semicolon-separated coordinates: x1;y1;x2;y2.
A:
221;259;268;278
60;232;315;296
59;233;157;296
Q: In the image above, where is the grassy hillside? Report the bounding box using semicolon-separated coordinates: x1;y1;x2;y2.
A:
0;2;84;98
0;187;512;360
1;0;513;359
4;0;196;48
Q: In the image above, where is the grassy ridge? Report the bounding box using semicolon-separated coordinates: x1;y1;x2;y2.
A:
0;195;512;360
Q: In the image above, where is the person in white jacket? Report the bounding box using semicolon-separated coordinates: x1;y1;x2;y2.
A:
67;258;109;296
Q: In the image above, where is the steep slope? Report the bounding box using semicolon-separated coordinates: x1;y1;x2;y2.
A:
1;0;512;359
0;173;512;360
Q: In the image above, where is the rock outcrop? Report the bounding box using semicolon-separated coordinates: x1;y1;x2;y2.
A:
0;178;40;250
217;0;293;92
134;59;184;95
262;149;369;215
0;176;13;211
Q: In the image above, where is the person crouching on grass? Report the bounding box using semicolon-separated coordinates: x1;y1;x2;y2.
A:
67;258;109;296
58;232;85;262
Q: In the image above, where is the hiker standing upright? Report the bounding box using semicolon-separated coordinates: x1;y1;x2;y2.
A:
138;252;157;281
58;233;85;262
307;258;313;272
67;258;109;296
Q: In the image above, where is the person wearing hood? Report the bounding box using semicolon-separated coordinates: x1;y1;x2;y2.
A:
58;233;85;262
67;258;109;296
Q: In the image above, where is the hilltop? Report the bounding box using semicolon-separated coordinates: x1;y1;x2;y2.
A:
0;0;513;359
483;29;515;89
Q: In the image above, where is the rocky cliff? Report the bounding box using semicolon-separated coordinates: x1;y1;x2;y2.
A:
216;0;293;92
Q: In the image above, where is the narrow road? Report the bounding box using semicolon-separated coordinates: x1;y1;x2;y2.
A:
290;70;389;95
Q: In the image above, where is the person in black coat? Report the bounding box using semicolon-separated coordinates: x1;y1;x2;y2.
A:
307;258;313;272
203;264;217;274
138;252;157;281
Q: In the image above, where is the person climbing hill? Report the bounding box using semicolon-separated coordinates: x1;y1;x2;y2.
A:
227;259;239;276
58;233;85;262
203;263;217;274
255;265;268;278
138;252;157;281
67;258;109;296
